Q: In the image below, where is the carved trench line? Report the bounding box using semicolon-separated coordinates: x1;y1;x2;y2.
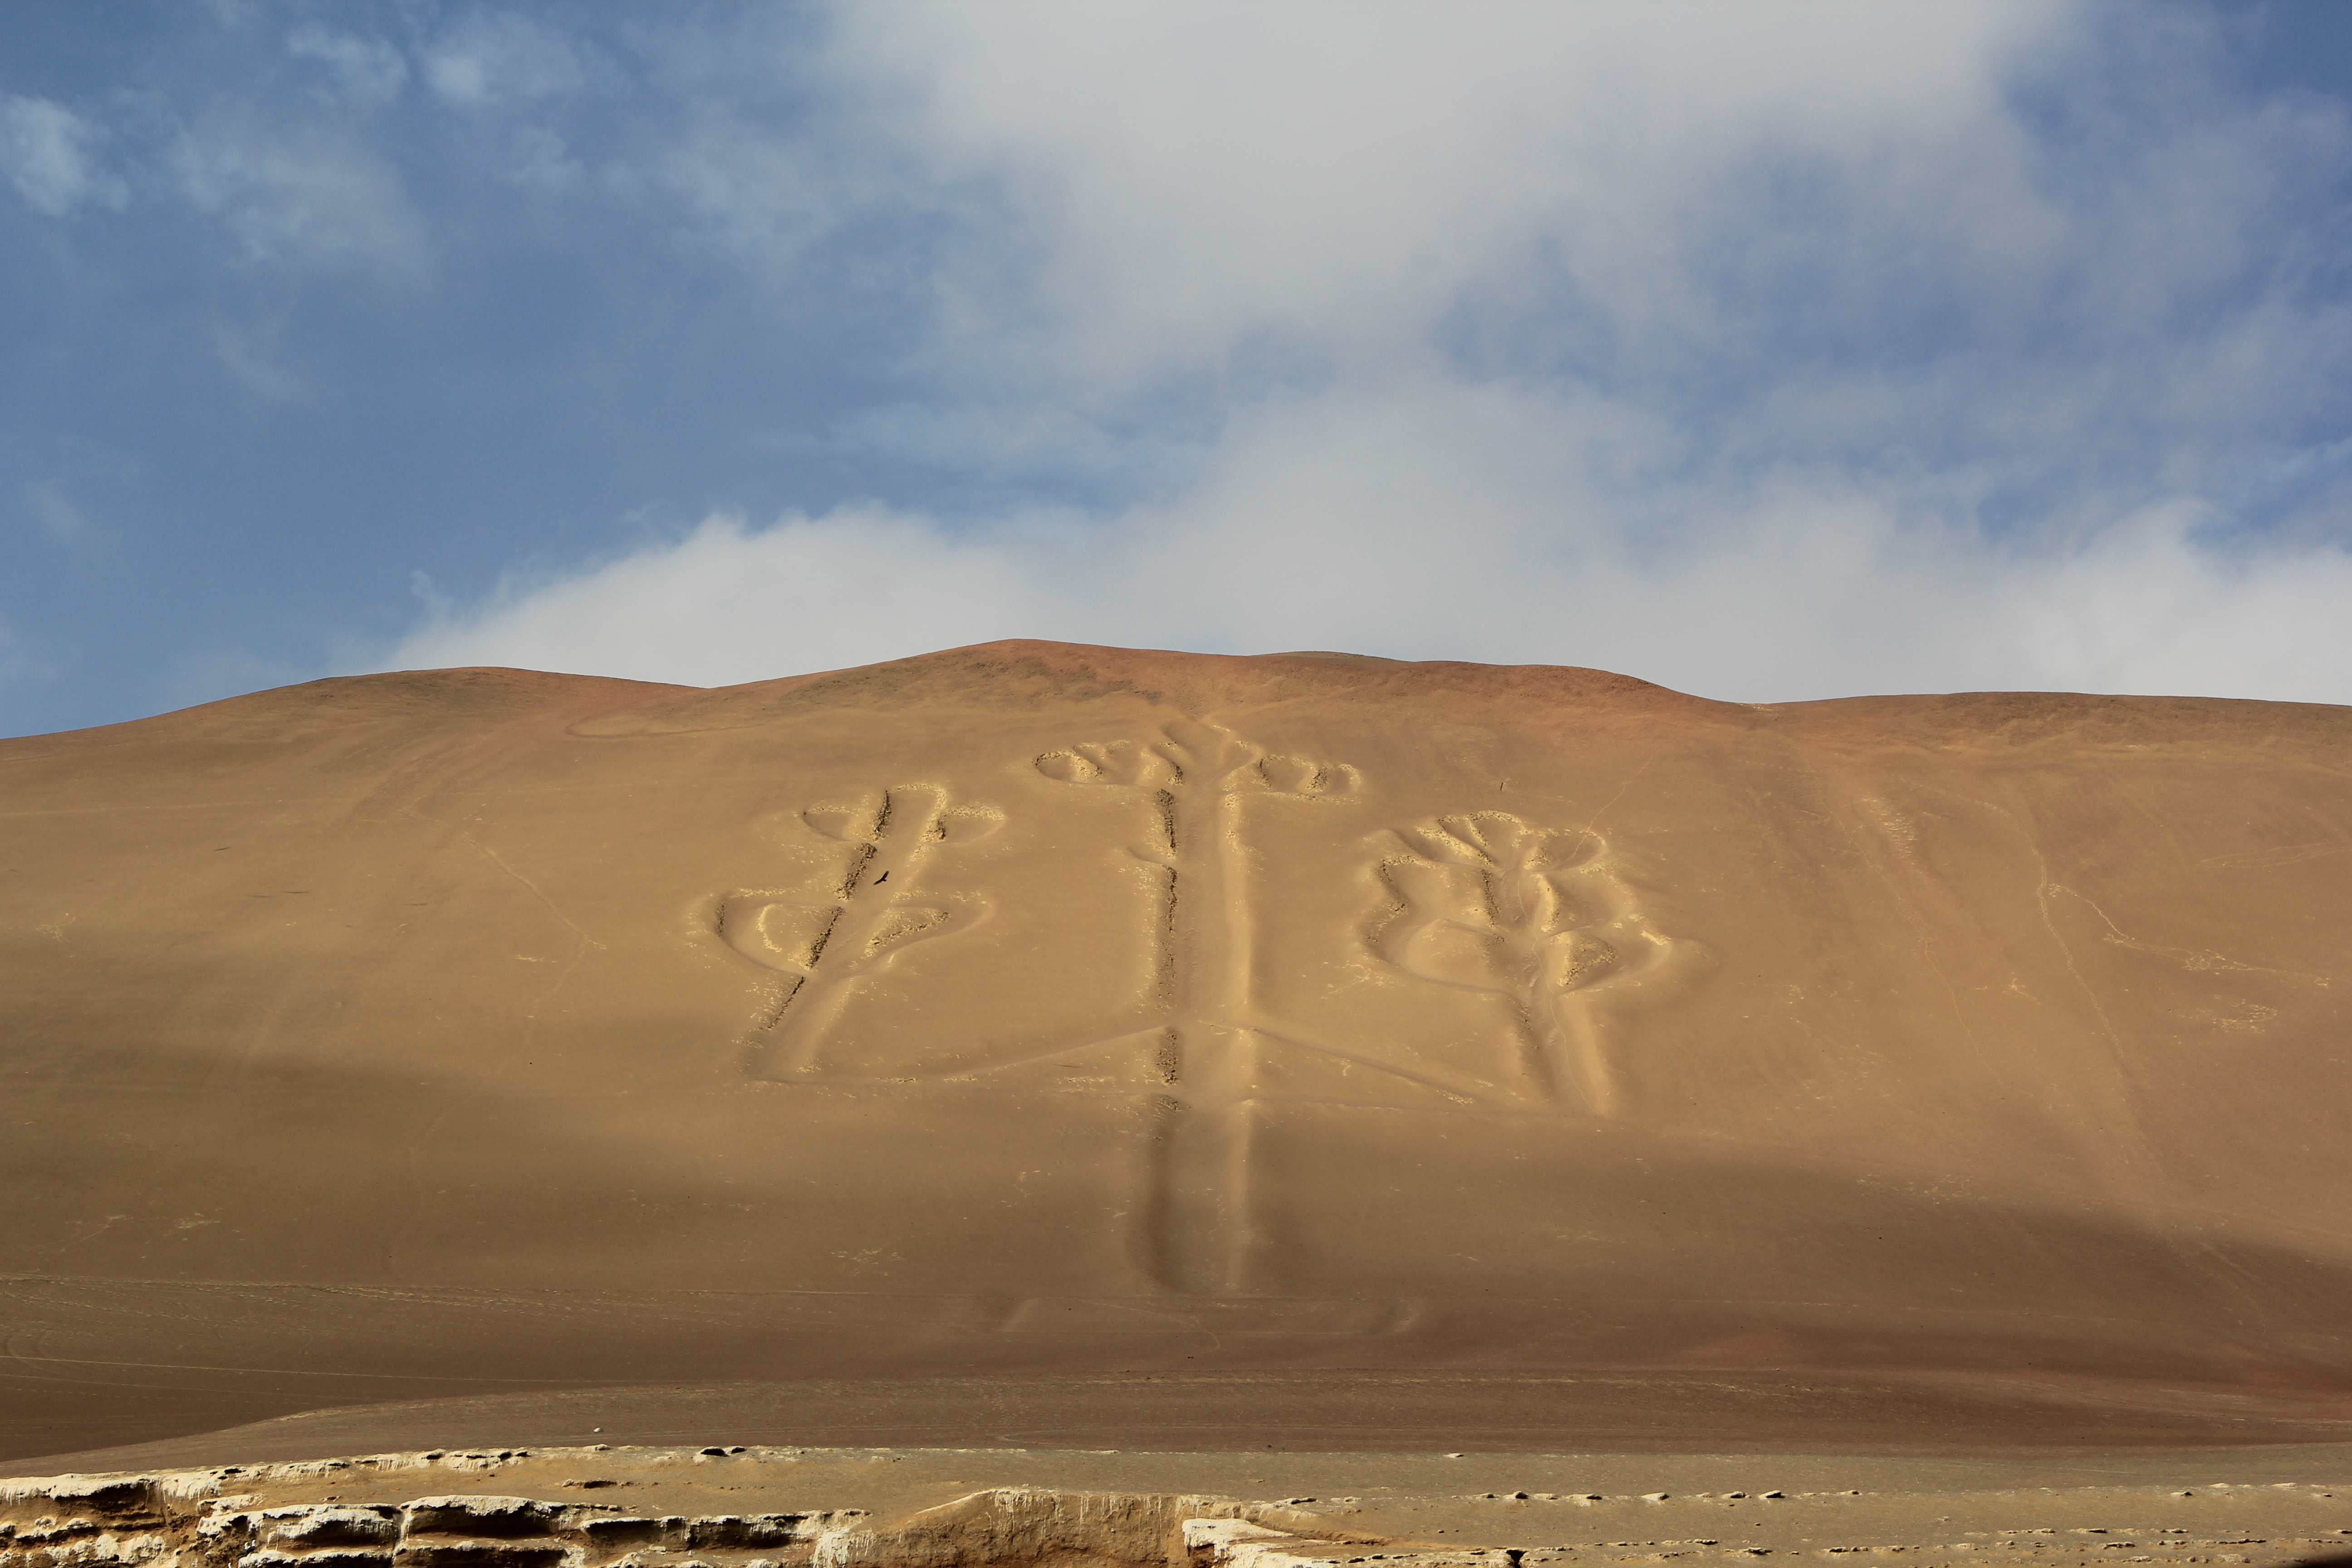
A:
706;734;1681;1294
717;785;1001;1083
1027;721;1394;1294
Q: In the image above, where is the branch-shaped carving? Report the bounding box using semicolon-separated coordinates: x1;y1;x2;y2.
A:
1030;719;1359;1294
1033;720;1357;1031
717;784;1001;1079
1372;812;1663;1115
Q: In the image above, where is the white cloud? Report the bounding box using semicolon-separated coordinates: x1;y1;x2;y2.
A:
381;0;2352;704
385;380;2352;705
285;23;411;107
827;0;2072;382
175;123;424;269
2001;508;2352;698
423;11;586;107
390;509;1058;685
0;93;127;215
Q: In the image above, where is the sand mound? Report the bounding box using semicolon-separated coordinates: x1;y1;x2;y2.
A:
3;641;2349;1463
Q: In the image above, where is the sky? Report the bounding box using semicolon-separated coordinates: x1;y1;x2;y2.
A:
7;0;2352;736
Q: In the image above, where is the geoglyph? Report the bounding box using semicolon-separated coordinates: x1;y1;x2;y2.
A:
710;719;1688;1290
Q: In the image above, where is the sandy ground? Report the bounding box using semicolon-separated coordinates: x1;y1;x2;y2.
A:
3;642;2350;1480
8;1376;2351;1479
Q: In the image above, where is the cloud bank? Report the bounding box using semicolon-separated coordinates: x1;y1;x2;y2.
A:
7;2;2352;720
381;0;2352;702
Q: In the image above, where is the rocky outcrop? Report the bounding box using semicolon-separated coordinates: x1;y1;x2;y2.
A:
0;1477;183;1568
196;1492;863;1568
0;1467;1328;1568
0;1477;864;1568
812;1488;1251;1568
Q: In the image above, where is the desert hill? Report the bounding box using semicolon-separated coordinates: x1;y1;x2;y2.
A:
3;641;2350;1464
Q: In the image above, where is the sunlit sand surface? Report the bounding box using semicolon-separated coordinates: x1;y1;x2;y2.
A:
3;642;2348;1545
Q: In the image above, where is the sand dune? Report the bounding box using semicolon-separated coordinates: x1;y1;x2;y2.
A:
3;642;2350;1465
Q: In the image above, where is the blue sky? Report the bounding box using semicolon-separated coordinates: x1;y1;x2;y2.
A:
6;0;2352;736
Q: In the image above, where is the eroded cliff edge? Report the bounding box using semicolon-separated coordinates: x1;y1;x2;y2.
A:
5;1445;2351;1568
